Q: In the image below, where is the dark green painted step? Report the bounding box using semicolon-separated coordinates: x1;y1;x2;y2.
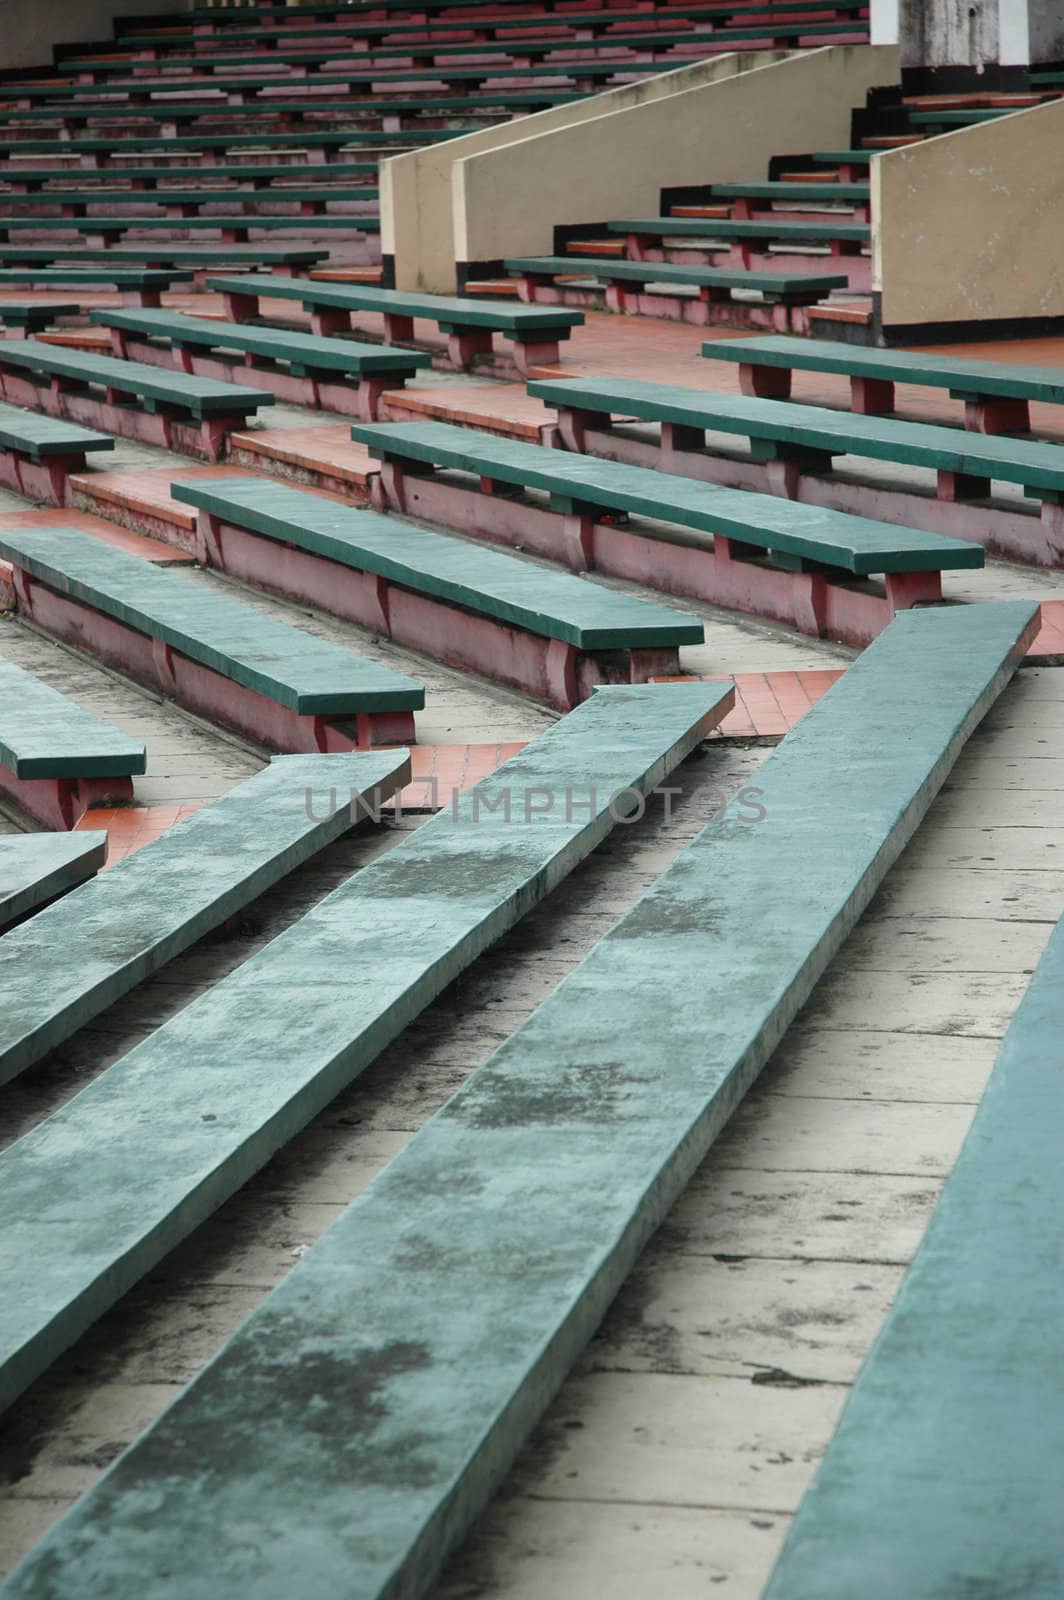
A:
5;601;1036;1600
0;401;115;464
171;474;705;647
207;271;585;335
0;682;730;1418
700;333;1064;405
609;215;871;243
0;751;409;1093
0;832;107;932
528;375;1064;497
908;107;1013;125
763;905;1064;1600
0;525;425;715
503;255;849;300
0;339;274;419
709;181;869;201
0;655;145;780
349;419;983;574
91;308;429;379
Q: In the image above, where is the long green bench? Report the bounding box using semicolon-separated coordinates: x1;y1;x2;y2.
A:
699;332;1064;435
350;418;982;648
813;149;874;163
610;214;872;249
0;339;273;460
0;161;379;190
503;255;849;333
0;397;114;506
908;106;1016;128
0;90;587;127
0;653;145;829
0;244;328;279
0;831;108;932
0;266;190;305
0;680;732;1421
0;129;451;163
3;600;1033;1600
171;474;704;707
763;903;1064;1600
529;375;1064;567
91;306;428;418
0;750;409;1092
2;185;380;215
708;180;870;203
209;271;585;375
0;214;381;240
0;301;79;333
0;524;425;752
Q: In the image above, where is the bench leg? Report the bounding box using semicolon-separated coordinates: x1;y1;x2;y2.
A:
446;329;495;370
545;637;579;710
224;292;259;323
554;406;611;453
310;308;352;337
937;470;992;502
1039;500;1064;565
382;312;416;343
661;421;705;457
354;375;393;422
851;376;895;415
560;513;595;572
510;338;562;377
965;396;1031;434
885;570;943;612
739;362;792;400
627;647;681;683
197;417;237;463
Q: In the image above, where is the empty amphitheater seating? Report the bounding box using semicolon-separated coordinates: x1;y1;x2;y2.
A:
0;682;733;1416
350;418;984;647
0;524;425;752
0;402;114;505
0;654;146;829
4;601;1034;1599
0;831;108;932
171;475;705;707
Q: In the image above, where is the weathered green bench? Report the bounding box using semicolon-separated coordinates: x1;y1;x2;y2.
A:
0;161;379;190
610;213;871;252
0;524;425;752
503;255;849;334
0;653;145;829
0;301;79;333
171;474;704;708
350;418;982;648
91;306;428;418
0;90;587;127
209;271;585;375
708;179;870;206
0;680;732;1420
0;128;450;164
530;375;1064;567
0;214;381;242
0;244;328;281
3;184;380;217
0;339;273;460
0;750;410;1091
0;831;108;931
0;266;191;305
700;332;1064;435
5;601;1034;1599
908;106;1015;128
763;903;1064;1600
0;396;114;505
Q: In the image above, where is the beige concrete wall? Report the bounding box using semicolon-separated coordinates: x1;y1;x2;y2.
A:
873;95;1064;327
381;51;786;292
5;0;183;71
450;44;898;277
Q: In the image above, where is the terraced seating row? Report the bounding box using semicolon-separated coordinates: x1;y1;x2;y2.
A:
0;268;191;304
764;905;1064;1600
0;751;411;1094
0;244;327;279
0;161;379;191
0;601;1029;1600
0;832;108;932
0;655;145;829
0;524;425;753
0;129;450;163
0;682;733;1419
532;374;1064;566
350;418;983;647
92;307;429;419
0;213;380;241
0;91;589;130
1;185;380;217
0;340;272;461
171;474;705;708
701;333;1064;434
210;271;585;374
504;255;849;334
0;400;114;505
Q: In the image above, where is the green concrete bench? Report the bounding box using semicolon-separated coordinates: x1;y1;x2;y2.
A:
0;161;378;190
813;149;874;164
699;332;1064;435
350;417;980;647
0;301;79;333
908;106;1013;128
90;306;428;418
0;339;273;460
609;214;871;250
0;652;145;829
0;214;381;242
0;266;191;305
5;600;1034;1599
0;396;114;506
763;904;1064;1600
0;680;732;1420
0;129;449;163
503;255;849;334
0;524;425;752
2;185;380;215
0;90;586;126
171;474;704;707
708;180;870;203
209;271;585;375
529;374;1064;566
0;750;409;1092
0;245;328;280
0;831;108;931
